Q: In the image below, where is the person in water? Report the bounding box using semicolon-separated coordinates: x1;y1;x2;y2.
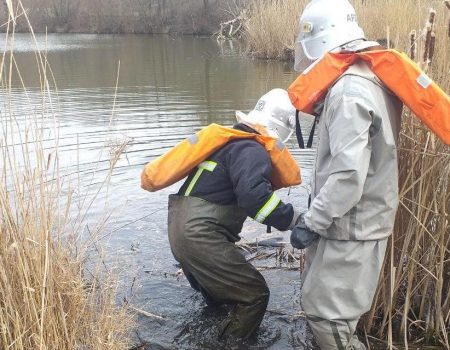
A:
142;88;300;339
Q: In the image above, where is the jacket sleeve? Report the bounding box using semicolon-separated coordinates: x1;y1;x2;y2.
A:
226;141;295;231
304;94;373;237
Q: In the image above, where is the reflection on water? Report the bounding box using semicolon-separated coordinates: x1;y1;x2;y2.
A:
1;33;317;349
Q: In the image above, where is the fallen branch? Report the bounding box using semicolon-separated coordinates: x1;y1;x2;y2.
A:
266;309;306;320
257;266;299;271
214;10;247;40
129;305;165;320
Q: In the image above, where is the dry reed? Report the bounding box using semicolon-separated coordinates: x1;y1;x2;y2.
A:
445;0;450;37
367;3;449;348
243;0;308;60
0;2;133;349
243;0;449;347
410;30;417;61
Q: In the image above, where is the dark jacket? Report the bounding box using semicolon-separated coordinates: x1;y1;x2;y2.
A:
178;124;295;231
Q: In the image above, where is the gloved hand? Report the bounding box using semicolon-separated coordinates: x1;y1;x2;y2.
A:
290;214;319;249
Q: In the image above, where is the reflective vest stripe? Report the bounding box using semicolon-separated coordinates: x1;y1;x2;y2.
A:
198;160;217;172
184;161;217;196
254;193;281;223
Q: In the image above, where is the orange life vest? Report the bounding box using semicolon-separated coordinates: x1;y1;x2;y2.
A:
288;49;450;145
141;123;301;192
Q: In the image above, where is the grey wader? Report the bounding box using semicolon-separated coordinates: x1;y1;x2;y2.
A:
168;194;270;339
302;238;388;350
300;57;401;349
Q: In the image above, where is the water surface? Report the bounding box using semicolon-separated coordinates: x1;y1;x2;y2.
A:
2;33;317;349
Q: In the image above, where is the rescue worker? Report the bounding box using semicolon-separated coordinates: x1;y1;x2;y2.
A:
289;0;403;349
155;89;300;340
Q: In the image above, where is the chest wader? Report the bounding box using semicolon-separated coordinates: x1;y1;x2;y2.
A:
167;162;270;340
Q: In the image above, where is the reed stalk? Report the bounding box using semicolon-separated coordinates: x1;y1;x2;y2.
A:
445;0;450;37
0;2;133;349
369;3;449;348
410;30;417;61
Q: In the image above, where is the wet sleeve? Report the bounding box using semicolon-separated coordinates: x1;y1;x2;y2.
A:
227;141;294;231
304;94;373;237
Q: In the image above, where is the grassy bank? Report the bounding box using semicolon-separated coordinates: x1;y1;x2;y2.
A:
0;5;133;349
244;0;450;348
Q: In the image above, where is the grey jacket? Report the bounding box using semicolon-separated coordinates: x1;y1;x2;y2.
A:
304;60;403;241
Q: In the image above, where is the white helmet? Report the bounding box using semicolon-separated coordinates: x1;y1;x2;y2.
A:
294;0;366;72
235;89;296;143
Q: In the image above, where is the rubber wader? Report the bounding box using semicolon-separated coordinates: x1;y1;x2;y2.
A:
168;194;270;339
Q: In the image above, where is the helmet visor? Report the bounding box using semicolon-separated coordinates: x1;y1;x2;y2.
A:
294;40;316;72
270;126;293;143
236;110;293;143
264;115;294;143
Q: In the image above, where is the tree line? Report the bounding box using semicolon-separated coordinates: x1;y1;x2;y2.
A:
1;0;247;34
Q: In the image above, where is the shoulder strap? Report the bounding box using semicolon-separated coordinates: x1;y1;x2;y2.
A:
295;110;305;149
295;110;317;149
306;115;317;148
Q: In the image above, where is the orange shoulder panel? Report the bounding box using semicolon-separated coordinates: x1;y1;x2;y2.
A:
288;53;357;115
288;49;450;145
357;50;450;145
141;123;301;192
254;135;302;190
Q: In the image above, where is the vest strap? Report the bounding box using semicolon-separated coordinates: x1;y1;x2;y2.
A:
295;110;305;149
184;161;217;196
306;115;318;148
295;110;317;149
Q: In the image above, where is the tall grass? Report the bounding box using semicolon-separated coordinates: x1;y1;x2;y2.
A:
366;4;450;348
243;0;308;60
243;0;449;347
0;3;133;349
244;0;447;60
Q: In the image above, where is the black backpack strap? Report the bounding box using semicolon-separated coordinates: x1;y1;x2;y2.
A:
306;115;318;148
296;110;318;149
295;110;305;149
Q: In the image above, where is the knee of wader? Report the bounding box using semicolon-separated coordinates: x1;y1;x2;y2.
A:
256;284;270;306
300;282;316;314
246;281;269;306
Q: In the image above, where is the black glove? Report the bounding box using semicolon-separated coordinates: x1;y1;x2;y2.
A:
290;214;319;249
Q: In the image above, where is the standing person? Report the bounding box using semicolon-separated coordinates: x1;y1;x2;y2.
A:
288;0;403;349
141;89;301;340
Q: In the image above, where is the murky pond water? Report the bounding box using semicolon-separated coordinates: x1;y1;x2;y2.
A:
2;34;318;349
